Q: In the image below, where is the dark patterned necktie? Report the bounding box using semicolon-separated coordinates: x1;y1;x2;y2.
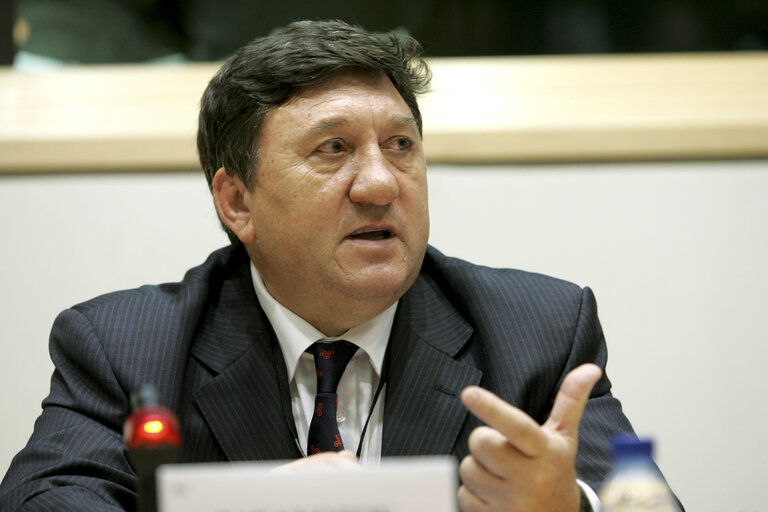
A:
306;340;359;455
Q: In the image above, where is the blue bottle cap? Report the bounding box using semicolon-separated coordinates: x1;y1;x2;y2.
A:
611;434;653;458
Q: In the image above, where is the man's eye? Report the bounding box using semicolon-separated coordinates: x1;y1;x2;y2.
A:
389;137;412;151
317;140;345;154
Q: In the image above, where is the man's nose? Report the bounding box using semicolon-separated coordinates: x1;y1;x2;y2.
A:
348;146;400;206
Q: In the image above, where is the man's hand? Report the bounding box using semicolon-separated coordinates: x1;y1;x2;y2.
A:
458;364;602;511
273;450;360;471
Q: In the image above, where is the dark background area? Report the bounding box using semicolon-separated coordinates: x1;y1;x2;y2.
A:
4;0;768;65
0;0;14;64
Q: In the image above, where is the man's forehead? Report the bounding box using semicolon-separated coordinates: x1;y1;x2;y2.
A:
284;71;405;108
271;72;416;130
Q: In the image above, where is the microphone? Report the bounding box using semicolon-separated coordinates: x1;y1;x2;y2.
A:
123;384;182;512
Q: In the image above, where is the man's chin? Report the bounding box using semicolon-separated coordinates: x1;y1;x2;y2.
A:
332;244;426;300
336;265;417;302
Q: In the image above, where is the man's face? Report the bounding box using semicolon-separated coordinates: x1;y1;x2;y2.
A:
241;71;429;335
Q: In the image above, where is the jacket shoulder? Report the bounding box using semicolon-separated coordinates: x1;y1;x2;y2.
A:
422;245;585;309
70;245;247;315
52;245;250;398
419;246;594;370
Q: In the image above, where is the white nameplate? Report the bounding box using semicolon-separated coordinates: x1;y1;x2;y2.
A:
157;457;457;512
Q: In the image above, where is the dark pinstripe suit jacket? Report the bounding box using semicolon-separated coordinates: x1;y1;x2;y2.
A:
0;245;633;511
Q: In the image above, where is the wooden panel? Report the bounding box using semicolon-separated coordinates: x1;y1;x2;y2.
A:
1;53;767;172
0;64;213;172
422;53;768;162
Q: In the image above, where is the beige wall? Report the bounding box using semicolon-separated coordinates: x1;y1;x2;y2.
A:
1;160;766;511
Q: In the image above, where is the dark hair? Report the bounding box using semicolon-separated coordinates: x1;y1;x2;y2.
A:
197;19;432;245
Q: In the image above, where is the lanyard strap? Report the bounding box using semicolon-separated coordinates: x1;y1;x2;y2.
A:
355;349;390;458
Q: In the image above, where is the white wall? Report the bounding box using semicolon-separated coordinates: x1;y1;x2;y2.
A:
1;161;767;511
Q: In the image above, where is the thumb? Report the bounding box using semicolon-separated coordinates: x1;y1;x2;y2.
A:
544;363;602;439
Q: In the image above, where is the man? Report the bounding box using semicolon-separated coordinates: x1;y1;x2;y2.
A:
1;20;638;511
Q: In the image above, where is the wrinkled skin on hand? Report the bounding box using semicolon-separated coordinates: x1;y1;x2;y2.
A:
458;364;602;512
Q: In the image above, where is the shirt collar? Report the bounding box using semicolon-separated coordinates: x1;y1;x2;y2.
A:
249;262;396;382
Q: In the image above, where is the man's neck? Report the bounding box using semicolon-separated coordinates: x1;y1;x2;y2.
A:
248;261;396;336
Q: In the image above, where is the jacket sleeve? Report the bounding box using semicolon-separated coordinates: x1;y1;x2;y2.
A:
560;286;635;492
0;308;136;511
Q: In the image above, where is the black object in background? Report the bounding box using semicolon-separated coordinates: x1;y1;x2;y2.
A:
11;0;768;64
0;0;14;64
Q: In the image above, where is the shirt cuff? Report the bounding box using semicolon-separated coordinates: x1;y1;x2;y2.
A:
576;479;601;512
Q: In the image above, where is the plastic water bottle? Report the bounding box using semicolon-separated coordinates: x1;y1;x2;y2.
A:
598;436;680;511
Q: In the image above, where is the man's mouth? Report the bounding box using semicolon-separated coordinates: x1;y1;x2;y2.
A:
348;228;393;241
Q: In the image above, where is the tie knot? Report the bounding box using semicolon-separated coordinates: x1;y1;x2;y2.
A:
309;340;358;393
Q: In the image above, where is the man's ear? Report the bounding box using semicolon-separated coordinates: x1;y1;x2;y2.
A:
212;167;256;244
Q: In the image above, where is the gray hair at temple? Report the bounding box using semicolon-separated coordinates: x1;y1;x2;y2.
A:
197;19;432;246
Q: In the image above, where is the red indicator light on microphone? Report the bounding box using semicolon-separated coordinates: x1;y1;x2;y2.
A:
124;409;182;449
124;383;182;512
123;384;182;450
143;420;164;435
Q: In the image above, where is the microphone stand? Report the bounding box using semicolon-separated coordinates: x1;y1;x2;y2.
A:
123;384;183;512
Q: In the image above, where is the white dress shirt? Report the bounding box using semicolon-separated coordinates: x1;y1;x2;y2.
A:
250;262;393;464
249;263;601;509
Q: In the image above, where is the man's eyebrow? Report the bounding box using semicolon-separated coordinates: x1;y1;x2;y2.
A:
306;116;418;134
392;116;418;130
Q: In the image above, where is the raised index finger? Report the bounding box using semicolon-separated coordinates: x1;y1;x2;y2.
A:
461;386;548;457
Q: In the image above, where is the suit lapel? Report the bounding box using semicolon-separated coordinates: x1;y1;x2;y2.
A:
190;257;299;462
187;248;483;460
383;272;482;456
